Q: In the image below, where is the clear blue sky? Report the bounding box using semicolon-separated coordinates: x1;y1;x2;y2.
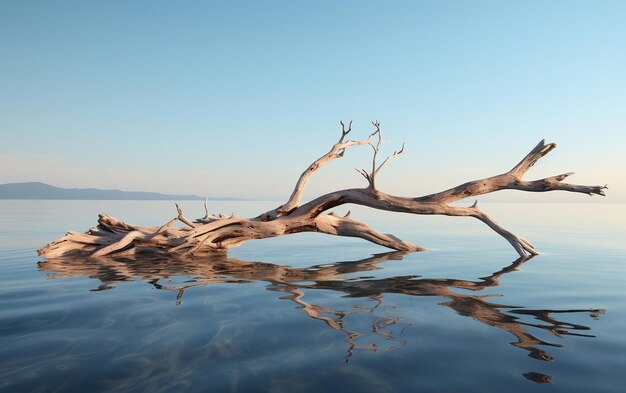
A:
1;1;624;201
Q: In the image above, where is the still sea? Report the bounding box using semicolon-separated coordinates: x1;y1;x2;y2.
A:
1;200;625;392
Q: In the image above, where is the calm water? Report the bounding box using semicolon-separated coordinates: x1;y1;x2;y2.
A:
1;200;625;392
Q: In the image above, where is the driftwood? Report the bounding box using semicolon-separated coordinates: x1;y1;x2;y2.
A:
38;121;606;259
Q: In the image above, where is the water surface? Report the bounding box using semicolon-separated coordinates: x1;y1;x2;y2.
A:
1;201;625;392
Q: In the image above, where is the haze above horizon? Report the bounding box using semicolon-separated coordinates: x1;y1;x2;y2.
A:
1;1;624;202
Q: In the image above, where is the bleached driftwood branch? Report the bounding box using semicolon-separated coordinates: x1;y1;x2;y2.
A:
38;121;606;259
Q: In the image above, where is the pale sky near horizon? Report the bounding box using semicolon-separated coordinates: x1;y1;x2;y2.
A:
1;1;625;202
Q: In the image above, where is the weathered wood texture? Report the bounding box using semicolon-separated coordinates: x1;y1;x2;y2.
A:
38;122;606;259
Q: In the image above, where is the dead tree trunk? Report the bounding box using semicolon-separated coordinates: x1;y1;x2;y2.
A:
38;121;606;259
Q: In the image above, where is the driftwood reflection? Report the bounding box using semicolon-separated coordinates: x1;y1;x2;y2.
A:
38;253;602;379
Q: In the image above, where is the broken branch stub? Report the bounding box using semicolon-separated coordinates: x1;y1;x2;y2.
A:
38;122;606;259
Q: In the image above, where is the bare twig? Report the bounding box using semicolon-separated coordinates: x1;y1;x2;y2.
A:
175;203;196;228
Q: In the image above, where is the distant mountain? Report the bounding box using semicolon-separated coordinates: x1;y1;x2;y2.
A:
0;182;235;201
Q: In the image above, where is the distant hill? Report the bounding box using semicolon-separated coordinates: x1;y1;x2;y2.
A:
0;182;234;201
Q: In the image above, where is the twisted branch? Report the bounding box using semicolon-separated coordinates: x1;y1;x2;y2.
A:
266;120;378;219
38;122;606;259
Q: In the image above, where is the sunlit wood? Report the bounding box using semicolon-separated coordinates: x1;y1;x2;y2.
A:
38;122;606;259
